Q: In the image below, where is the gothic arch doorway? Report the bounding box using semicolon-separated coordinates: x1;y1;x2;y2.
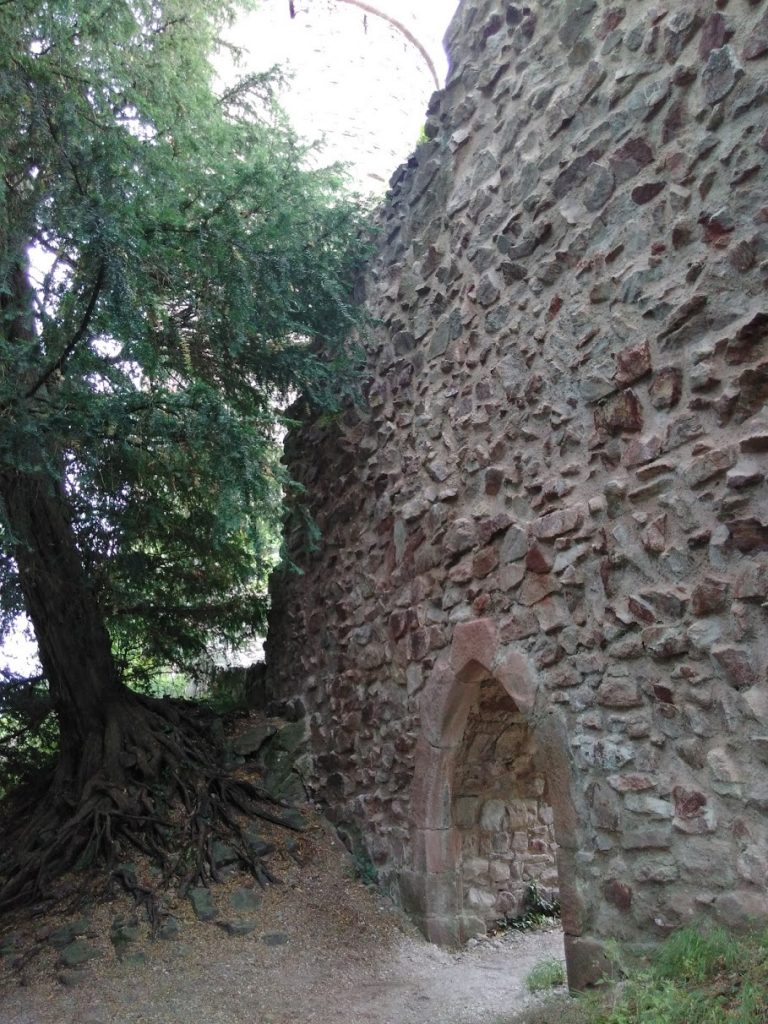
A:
402;619;605;989
452;676;559;935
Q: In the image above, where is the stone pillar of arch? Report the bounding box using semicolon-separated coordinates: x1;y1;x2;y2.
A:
403;618;610;990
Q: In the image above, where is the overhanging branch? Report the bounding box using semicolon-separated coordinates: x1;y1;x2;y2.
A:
25;261;106;401
289;0;440;90
336;0;438;90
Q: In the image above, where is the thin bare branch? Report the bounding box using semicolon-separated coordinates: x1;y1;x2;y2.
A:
25;262;106;401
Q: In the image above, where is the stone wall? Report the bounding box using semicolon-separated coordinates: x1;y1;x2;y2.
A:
266;0;768;988
453;677;558;928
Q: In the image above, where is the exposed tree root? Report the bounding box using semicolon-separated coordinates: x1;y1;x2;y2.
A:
0;693;302;916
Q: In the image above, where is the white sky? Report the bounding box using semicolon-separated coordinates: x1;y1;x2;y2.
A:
228;0;461;189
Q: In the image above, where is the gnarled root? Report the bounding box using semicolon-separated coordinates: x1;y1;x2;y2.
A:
0;693;302;914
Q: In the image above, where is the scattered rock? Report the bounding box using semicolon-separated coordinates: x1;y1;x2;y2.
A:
232;723;277;757
157;916;182;940
48;920;91;949
121;950;149;966
57;968;88;988
218;921;259;937
189;887;218;922
229;887;263;913
244;827;276;858
59;940;101;967
110;915;141;947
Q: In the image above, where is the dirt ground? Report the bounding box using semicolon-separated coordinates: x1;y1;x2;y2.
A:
0;812;566;1024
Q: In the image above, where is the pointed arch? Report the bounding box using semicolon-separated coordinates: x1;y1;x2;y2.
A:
404;618;608;988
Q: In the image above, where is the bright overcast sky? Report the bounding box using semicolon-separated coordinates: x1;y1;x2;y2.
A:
229;0;462;188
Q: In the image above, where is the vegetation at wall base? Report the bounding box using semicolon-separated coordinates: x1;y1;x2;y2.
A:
510;926;768;1024
525;958;566;993
0;0;370;912
494;882;561;934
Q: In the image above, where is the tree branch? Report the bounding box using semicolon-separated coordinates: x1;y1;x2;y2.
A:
334;0;439;90
25;262;106;401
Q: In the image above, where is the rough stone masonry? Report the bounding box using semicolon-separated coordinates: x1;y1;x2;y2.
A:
265;0;768;989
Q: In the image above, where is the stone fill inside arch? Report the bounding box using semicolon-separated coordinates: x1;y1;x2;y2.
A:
266;0;768;990
453;680;557;927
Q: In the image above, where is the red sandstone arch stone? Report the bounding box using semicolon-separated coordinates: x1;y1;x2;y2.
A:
405;618;609;989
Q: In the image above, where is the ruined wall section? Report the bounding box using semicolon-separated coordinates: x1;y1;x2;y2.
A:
267;0;768;952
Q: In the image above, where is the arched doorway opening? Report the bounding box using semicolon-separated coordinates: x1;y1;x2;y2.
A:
454;676;559;937
404;618;609;990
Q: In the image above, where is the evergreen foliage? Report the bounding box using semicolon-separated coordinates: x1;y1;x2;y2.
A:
0;0;371;908
0;0;371;678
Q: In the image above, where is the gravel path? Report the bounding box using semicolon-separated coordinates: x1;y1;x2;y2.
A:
0;815;566;1024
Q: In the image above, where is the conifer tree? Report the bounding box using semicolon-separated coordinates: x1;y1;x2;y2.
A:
0;0;369;907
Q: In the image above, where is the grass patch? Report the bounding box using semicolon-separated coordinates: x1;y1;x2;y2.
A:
503;926;768;1024
600;926;768;1024
526;958;566;992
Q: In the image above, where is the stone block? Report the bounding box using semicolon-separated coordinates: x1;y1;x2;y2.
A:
399;869;461;920
691;577;729;616
519;573;560;606
597;679;642;708
444;518;477;555
533;505;584;539
642;626;688;660
706;747;743;783
534;595;571;634
472;545;499;578
633;856;679;884
563;934;612;991
423;915;462;947
489;860;510;883
702;45;744;105
500;525;528;562
466;886;496;911
603;879;632;912
649;367;682;409
620;828;673;850
480;799;507;831
624;795;673;820
411;740;456;828
711;647;758;689
714;891;768;931
594;389;643;434
450;618;498;677
682;448;737;487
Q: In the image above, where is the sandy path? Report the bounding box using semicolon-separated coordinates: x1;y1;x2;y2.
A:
0;816;565;1024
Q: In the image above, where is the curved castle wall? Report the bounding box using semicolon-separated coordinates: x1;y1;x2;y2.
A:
266;0;768;988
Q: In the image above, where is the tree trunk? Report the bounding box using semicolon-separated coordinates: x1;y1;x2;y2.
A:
0;465;130;794
0;271;297;912
0;259;133;795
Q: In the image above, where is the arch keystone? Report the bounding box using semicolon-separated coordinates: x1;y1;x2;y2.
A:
450;618;498;676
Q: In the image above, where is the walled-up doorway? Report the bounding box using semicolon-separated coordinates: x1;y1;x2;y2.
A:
453;677;559;936
405;619;600;987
